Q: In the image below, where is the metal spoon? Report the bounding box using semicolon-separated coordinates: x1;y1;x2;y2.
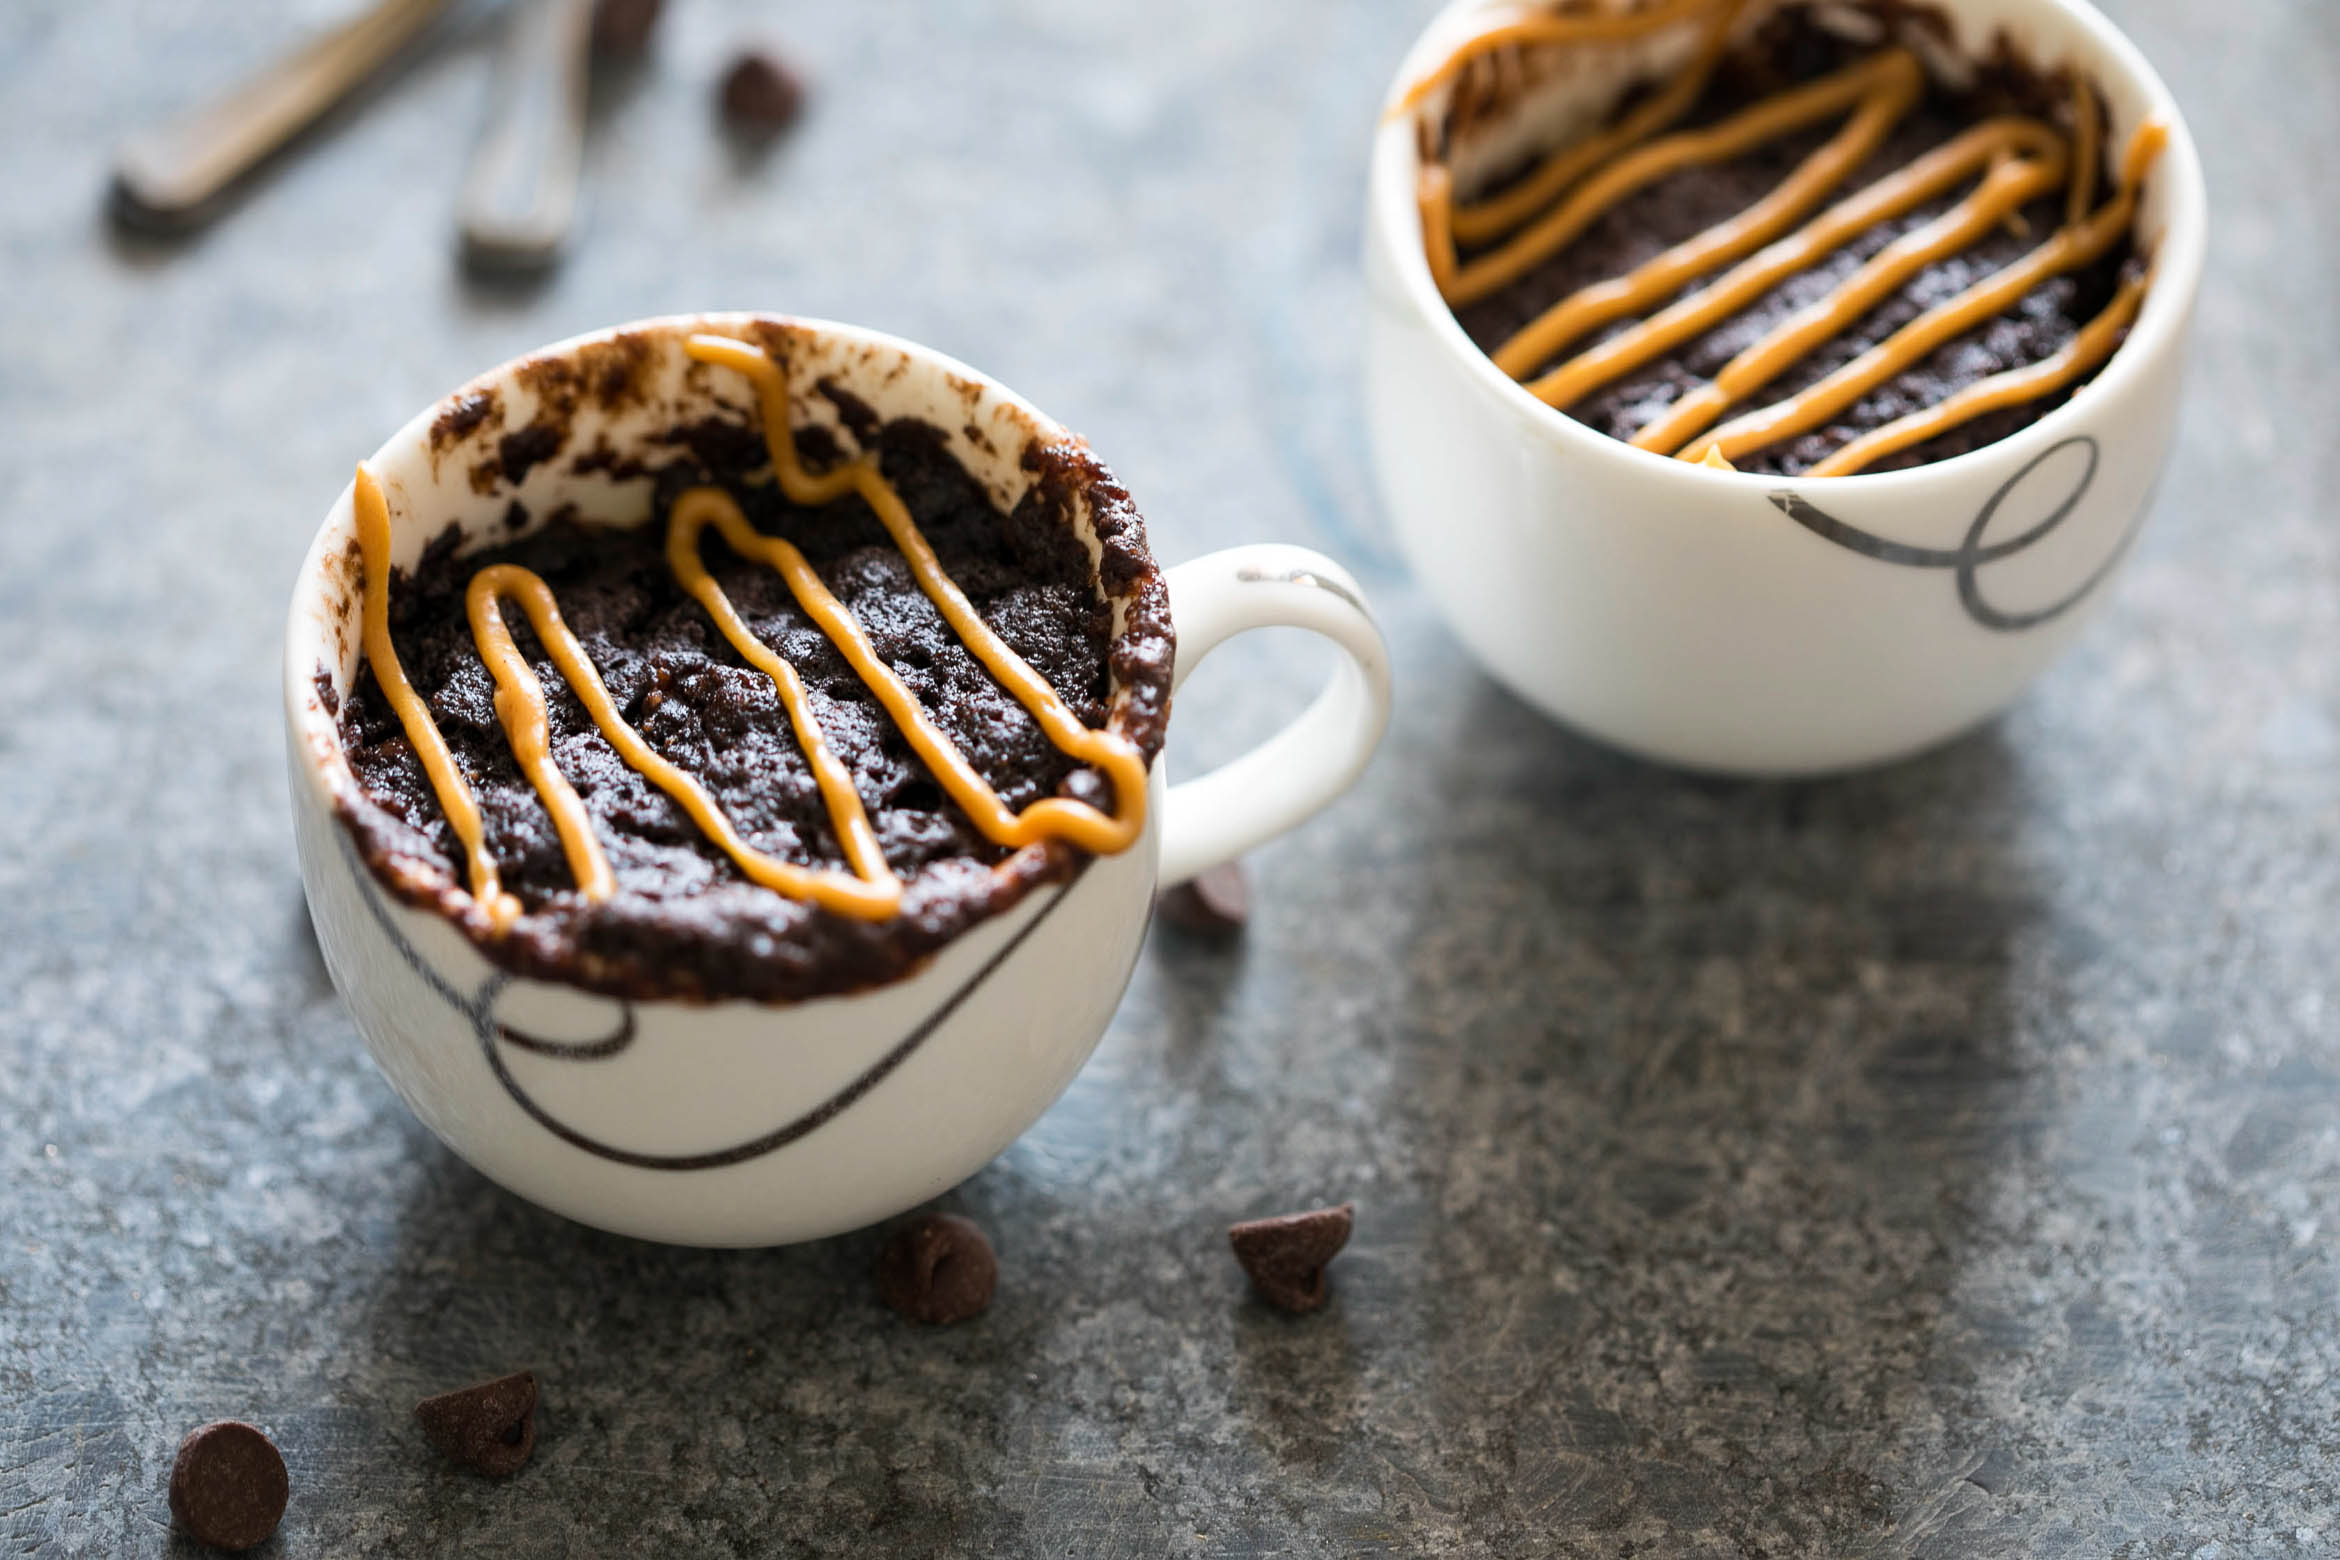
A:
456;0;595;269
112;0;451;226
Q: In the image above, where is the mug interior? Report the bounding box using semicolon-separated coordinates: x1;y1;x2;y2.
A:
1375;0;2209;496
285;313;1174;927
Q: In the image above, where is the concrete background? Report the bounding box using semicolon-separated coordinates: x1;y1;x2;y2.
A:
1;0;2334;1553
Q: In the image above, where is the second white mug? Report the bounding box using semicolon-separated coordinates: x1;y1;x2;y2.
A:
1366;0;2207;776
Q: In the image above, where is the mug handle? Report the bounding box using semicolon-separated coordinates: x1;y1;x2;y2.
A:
1157;544;1393;886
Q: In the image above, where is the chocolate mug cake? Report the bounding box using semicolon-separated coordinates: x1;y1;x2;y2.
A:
1404;0;2167;476
288;313;1390;1243
334;333;1172;1004
1364;0;2202;770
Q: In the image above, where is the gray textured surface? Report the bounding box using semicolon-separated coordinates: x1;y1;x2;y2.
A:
2;0;2335;1554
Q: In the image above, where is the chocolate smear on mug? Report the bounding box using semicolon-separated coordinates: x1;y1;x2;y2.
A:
877;1214;998;1324
168;1420;288;1552
1158;860;1250;937
1230;1203;1353;1314
415;1372;538;1476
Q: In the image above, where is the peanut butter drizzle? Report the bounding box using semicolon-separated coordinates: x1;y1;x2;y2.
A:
1805;267;2148;477
1445;0;1745;248
1669;121;2167;466
1419;162;1461;296
661;497;898;896
349;336;1147;930
1391;0;1720;118
2065;77;2100;233
681;334;1149;858
465;561;905;920
1406;2;2165;476
352;466;521;929
1435;47;1924;308
464;566;617;907
1633;146;2077;451
1507;116;2064;390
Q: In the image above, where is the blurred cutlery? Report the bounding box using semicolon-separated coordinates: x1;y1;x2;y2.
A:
456;0;595;269
113;0;451;226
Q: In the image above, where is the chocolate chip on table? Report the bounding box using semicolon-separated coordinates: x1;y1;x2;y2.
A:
168;1420;288;1552
1229;1203;1354;1314
414;1372;538;1476
1157;860;1249;937
877;1214;997;1324
719;49;807;133
591;0;663;55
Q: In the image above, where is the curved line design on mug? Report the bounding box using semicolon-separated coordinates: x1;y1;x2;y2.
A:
333;824;1072;1171
1766;436;2137;632
475;885;1075;1171
494;997;636;1060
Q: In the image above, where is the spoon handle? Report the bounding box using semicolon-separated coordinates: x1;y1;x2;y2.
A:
457;0;595;269
113;0;450;221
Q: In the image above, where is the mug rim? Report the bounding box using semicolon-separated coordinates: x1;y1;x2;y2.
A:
1368;0;2209;498
282;310;1174;1005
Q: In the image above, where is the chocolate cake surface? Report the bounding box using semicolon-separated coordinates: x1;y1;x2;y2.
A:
334;413;1173;1004
1443;3;2140;476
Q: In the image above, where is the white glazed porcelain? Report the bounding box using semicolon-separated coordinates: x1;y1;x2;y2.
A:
285;314;1391;1247
1367;0;2207;775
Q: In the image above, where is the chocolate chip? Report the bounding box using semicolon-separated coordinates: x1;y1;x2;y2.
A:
1157;860;1249;937
1229;1203;1353;1314
719;49;806;134
876;1214;997;1324
168;1421;288;1552
592;0;663;55
414;1372;537;1476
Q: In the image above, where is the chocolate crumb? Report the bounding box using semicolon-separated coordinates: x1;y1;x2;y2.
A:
720;49;806;133
168;1421;288;1552
592;0;662;55
1158;861;1249;936
414;1372;538;1476
876;1214;997;1324
1229;1203;1353;1314
429;388;500;452
497;423;562;486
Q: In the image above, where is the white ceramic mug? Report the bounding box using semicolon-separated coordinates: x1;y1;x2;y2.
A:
284;314;1391;1247
1366;0;2206;775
